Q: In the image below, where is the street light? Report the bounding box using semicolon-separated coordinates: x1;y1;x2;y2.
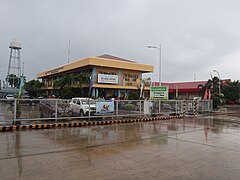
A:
213;70;221;94
147;44;162;86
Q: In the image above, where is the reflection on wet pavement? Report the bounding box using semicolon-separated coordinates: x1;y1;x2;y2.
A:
1;106;240;179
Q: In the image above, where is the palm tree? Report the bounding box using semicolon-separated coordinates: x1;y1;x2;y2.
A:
53;73;90;97
197;84;205;98
198;76;225;108
198;76;220;100
53;74;73;90
63;74;74;87
53;79;62;90
212;76;220;94
74;73;90;96
79;73;90;87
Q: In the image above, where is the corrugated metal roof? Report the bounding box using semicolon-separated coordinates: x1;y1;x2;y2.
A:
163;81;206;89
153;79;231;90
152;81;206;89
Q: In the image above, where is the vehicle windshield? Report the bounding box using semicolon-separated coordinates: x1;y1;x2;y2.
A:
81;99;95;105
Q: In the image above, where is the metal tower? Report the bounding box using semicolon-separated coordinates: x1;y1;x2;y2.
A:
6;40;22;88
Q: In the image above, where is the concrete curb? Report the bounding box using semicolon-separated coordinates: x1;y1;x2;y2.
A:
0;115;184;132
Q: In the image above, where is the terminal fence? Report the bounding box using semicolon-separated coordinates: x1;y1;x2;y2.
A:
0;98;212;124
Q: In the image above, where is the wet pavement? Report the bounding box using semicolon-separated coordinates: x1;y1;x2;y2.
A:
1;106;240;179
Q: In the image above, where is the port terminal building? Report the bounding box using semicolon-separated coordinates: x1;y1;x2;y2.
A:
37;54;153;99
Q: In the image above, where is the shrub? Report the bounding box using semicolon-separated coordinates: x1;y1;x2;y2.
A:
60;88;75;99
212;93;225;108
124;104;135;112
128;91;139;100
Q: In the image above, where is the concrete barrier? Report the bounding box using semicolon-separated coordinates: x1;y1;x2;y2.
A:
0;115;185;132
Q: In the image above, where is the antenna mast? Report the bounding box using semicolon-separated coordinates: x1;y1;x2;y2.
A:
68;30;71;63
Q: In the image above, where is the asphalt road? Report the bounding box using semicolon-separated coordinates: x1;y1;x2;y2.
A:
1;106;240;179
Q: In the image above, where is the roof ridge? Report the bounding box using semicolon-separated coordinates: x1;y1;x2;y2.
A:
97;54;136;63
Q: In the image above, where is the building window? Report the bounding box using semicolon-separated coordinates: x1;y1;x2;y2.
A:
132;74;138;81
47;80;52;87
82;69;92;74
124;74;130;81
99;71;116;75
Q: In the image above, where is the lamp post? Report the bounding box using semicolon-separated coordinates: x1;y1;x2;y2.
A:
213;70;221;94
147;44;162;86
88;74;92;98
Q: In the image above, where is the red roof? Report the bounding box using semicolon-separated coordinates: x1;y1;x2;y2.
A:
153;81;205;89
97;54;136;63
152;79;231;93
164;81;206;89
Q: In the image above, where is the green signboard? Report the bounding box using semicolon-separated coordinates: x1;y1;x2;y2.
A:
150;86;169;100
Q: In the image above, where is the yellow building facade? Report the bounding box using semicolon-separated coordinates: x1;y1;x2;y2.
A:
37;54;153;99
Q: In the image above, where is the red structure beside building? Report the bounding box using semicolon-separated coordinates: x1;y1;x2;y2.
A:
152;79;231;100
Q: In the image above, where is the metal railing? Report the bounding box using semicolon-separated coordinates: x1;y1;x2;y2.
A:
0;98;212;124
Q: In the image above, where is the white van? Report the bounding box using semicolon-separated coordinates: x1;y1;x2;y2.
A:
69;98;96;116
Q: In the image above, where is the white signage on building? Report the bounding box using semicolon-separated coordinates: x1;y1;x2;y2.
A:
98;74;118;84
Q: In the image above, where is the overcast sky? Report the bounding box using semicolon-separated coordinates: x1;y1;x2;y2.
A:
1;0;240;83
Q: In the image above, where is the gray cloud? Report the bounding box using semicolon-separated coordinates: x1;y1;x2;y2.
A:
1;0;240;83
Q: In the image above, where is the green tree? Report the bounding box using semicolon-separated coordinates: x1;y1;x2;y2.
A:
60;88;75;99
6;74;20;88
74;73;90;88
25;79;44;97
212;93;225;108
222;81;240;103
53;74;73;90
72;73;90;96
53;73;90;98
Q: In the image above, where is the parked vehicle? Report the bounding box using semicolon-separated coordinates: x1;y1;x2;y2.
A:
6;94;15;100
70;98;96;116
39;99;72;118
